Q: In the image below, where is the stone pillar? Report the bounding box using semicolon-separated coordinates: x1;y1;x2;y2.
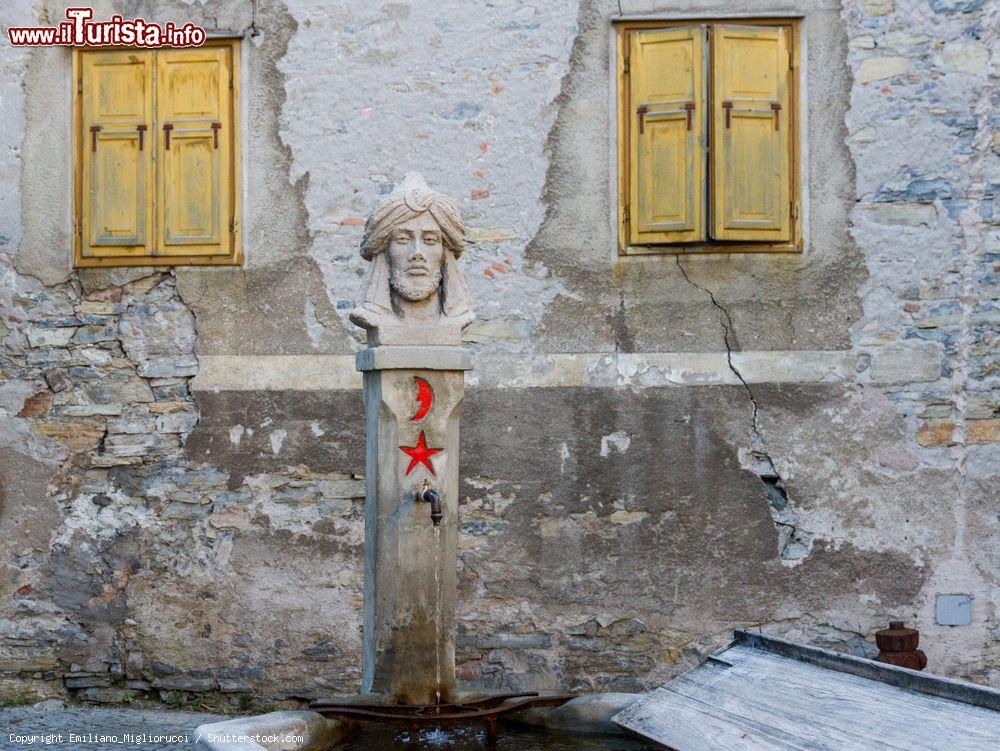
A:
358;347;472;705
348;173;476;706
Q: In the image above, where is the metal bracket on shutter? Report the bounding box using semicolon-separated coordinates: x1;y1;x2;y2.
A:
623;56;630;75
638;103;695;134
623;206;630;223
89;125;101;152
211;122;222;149
722;102;733;129
770;103;781;131
163;123;173;150
136;124;147;151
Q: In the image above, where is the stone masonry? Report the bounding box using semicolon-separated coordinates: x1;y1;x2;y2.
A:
0;0;997;712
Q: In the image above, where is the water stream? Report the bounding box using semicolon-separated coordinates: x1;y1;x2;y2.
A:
433;523;442;706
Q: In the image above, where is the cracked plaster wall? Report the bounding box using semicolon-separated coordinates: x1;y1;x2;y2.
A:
0;0;996;709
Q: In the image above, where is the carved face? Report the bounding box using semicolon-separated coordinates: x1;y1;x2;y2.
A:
387;213;445;303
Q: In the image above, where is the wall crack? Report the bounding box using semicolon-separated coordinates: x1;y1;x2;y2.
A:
675;257;813;564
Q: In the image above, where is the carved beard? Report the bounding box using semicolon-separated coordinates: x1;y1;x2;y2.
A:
389;263;443;303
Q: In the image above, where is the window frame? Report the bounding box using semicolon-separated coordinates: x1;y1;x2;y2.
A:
614;17;802;256
72;38;243;268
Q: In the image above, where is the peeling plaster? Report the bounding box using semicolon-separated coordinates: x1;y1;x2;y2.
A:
599;430;630;458
277;0;579;348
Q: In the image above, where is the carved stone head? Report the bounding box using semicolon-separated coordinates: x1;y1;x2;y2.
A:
351;173;475;346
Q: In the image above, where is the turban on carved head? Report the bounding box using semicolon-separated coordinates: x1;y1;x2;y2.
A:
360;172;466;261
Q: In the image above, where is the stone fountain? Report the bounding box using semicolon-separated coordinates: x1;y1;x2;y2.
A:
195;175;639;751
308;173;580;736
348;171;474;707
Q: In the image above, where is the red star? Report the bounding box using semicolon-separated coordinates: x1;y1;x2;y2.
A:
399;431;442;476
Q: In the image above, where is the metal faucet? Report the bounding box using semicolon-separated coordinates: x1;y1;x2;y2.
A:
417;482;443;526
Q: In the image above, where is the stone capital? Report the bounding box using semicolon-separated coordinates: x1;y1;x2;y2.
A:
355;346;473;373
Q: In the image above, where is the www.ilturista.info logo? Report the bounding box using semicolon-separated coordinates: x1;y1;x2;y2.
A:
7;7;206;48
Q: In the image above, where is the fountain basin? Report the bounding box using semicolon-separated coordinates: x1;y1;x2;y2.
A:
311;691;573;743
195;693;644;750
337;723;658;750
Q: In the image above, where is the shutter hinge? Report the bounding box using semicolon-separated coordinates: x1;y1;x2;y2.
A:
623;56;630;75
789;49;795;70
77;77;83;94
791;202;799;221
229;216;235;233
623;206;630;223
229;70;234;89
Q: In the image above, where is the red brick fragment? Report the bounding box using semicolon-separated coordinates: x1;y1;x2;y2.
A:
86;286;122;303
18;391;52;418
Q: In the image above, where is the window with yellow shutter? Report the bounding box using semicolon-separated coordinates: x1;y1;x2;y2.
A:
616;20;800;254
73;41;241;267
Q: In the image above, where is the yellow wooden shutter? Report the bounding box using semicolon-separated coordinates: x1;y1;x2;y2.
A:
628;26;706;245
80;51;153;258
156;47;233;256
711;25;791;242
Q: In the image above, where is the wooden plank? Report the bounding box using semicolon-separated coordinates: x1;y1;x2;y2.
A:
614;645;1000;751
667;647;999;751
734;630;1000;711
614;686;819;751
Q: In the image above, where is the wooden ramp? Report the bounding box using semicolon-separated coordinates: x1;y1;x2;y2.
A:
613;631;1000;751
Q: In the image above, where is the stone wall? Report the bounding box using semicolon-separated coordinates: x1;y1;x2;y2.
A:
0;0;996;709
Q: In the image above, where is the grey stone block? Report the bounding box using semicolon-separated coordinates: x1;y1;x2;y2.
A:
505;693;641;735
193;711;349;751
64;673;112;688
152;676;218;692
76;687;134;703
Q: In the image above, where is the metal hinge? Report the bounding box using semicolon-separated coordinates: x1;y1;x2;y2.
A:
229;217;235;233
623;206;630;223
791;202;799;221
623;56;630;75
229;70;234;89
77;77;83;94
789;49;795;70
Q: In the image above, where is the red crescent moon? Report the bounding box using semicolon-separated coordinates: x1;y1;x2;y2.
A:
411;376;433;421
